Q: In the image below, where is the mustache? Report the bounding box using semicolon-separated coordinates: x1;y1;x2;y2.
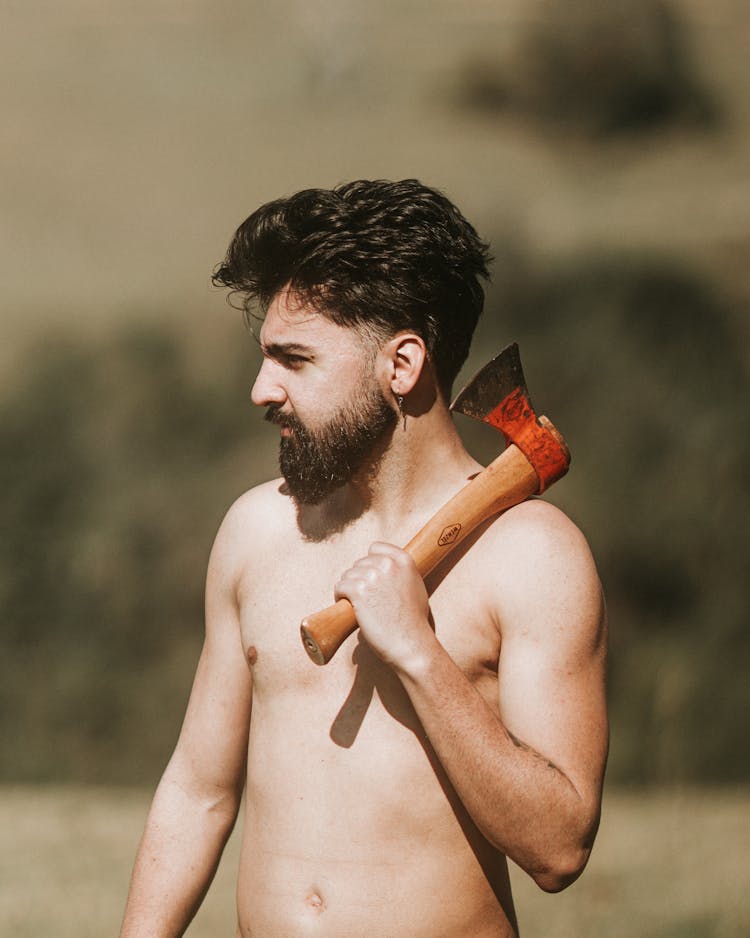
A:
264;406;303;431
264;406;288;426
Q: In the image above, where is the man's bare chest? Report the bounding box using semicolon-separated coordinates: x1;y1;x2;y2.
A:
237;529;502;705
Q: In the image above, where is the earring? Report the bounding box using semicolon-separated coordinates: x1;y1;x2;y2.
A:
396;392;406;429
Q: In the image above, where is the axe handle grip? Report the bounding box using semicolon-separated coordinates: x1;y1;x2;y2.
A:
300;423;564;665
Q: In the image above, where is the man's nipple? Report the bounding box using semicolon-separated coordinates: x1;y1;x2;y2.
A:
246;645;258;666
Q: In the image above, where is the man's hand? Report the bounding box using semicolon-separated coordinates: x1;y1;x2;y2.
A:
334;542;433;668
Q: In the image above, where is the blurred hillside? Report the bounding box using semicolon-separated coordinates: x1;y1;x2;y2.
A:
1;0;748;785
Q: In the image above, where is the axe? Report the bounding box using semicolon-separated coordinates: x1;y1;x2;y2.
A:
300;343;570;665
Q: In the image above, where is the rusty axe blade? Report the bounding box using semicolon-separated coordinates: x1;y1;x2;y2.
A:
451;343;570;492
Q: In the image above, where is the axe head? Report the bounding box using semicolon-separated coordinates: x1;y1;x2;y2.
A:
450;343;570;492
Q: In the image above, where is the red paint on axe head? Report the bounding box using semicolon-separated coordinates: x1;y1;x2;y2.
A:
451;344;570;492
484;390;569;492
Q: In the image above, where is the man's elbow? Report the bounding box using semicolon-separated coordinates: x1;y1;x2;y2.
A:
527;817;598;893
159;764;244;830
204;787;243;824
530;844;590;893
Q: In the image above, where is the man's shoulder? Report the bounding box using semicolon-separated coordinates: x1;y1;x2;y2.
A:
476;497;603;640
485;497;594;564
208;478;296;579
223;477;294;531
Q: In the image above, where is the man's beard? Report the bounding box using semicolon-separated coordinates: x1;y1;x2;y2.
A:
265;384;397;505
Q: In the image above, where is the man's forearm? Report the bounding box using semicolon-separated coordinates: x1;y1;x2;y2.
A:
395;641;598;892
120;774;241;937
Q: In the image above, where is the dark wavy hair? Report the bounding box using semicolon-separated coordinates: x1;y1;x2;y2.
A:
212;179;492;397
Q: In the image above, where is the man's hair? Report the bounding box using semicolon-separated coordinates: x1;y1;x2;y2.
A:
212;179;492;397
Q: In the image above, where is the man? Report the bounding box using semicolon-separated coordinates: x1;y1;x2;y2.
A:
120;179;607;937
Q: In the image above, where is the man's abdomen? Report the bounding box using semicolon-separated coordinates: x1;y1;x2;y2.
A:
235;695;517;938
235;845;515;937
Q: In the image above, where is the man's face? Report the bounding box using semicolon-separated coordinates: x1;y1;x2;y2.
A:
252;290;397;504
266;380;396;504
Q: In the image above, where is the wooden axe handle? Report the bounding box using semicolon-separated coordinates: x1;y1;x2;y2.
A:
300;416;568;665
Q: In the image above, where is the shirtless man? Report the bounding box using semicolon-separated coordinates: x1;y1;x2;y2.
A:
120;179;608;937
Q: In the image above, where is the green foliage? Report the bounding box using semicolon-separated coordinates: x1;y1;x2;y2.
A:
458;0;718;136
0;324;272;783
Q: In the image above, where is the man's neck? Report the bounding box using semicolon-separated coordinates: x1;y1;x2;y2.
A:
292;404;481;544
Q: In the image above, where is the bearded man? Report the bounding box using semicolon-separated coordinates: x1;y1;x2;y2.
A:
120;179;608;937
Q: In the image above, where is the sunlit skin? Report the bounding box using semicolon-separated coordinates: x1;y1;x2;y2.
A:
120;288;608;938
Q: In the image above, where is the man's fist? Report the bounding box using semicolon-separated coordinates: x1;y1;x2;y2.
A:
333;542;434;668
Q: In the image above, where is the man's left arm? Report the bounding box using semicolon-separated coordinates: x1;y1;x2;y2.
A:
335;500;608;893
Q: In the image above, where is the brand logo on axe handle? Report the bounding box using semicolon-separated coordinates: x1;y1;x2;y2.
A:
437;523;462;547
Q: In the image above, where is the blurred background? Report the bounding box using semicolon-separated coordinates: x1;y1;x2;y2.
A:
1;1;748;935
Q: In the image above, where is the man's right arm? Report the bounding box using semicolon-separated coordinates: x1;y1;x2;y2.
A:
120;502;253;938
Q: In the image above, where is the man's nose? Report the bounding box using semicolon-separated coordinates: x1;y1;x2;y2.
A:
250;359;286;408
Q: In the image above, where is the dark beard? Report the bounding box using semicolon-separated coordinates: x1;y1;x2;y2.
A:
266;386;397;505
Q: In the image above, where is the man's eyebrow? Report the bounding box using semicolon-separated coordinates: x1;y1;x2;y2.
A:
261;341;316;358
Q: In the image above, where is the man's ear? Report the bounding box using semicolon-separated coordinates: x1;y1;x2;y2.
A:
379;332;428;398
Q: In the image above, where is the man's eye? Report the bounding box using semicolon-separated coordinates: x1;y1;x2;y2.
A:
283;355;308;369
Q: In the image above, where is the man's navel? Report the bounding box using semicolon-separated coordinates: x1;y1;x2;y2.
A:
304;887;326;914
